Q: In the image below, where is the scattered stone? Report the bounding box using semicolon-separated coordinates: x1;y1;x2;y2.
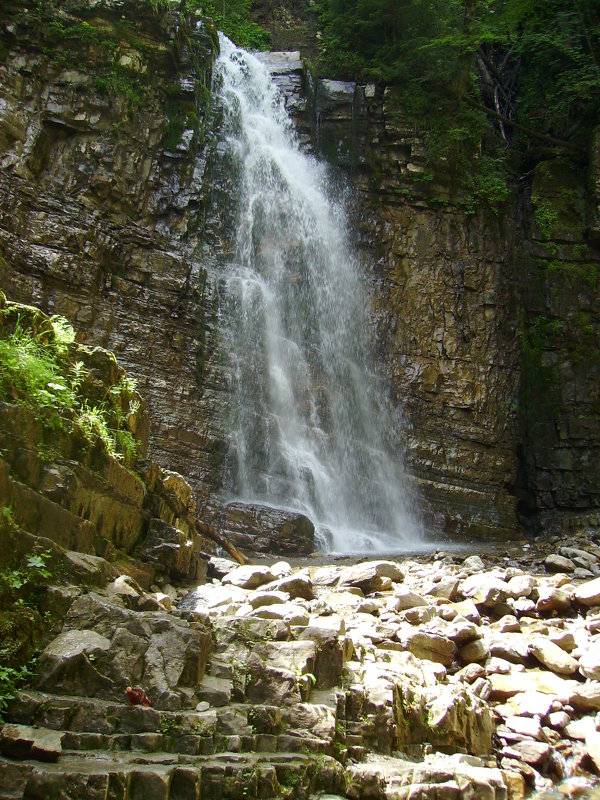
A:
262;573;315;601
547;711;570;729
222;565;275;590
511;740;552;767
460;574;510;607
390;588;429;611
459;638;489;664
565;716;597;740
529;636;580;675
579;642;600;680
575;577;600;607
463;555;485;571
545;554;576;573
504;715;543;740
248;590;289;609
424;576;459;600
571;682;600;712
207;556;238;580
585;732;600;772
338;560;403;594
535;586;572;613
506;575;536;598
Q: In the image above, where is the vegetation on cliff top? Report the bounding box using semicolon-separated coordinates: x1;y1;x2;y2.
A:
314;0;599;207
316;0;599;153
190;0;270;48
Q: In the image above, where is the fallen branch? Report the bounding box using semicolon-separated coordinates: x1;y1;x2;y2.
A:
195;517;247;565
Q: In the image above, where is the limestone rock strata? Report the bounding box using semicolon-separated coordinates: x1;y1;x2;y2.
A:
0;0;224;508
261;55;600;538
0;300;214;590
259;58;522;540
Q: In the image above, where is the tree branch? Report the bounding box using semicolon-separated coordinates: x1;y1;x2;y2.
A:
464;97;582;152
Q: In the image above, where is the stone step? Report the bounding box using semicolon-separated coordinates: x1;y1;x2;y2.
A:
0;749;345;799
4;693;338;759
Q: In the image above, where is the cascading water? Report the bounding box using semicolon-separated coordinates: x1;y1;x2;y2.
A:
214;35;422;553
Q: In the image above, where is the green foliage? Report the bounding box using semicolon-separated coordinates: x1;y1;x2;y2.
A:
188;0;270;49
502;0;600;146
464;156;509;215
0;550;52;605
315;0;600;193
95;67;145;113
0;529;52;720
0;311;139;465
0;662;34;722
148;0;170;12
532;198;559;240
0;317;77;419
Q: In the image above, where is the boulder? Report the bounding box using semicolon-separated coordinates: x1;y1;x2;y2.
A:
338;560;403;594
529;637;579;675
536;586;572;613
400;629;456;666
545;554;576;573
511;740;552;767
137;518;207;583
222;565;275;590
395;683;493;755
389;588;429;612
460;574;509;608
579;642;600;680
261;572;315;600
221;503;314;556
575;577;600;606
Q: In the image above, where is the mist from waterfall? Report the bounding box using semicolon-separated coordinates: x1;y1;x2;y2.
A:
214;35;422;553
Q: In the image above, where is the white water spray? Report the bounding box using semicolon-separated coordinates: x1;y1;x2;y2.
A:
214;35;421;553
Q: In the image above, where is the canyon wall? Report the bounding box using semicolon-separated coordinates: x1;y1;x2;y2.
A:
0;0;226;509
1;0;599;541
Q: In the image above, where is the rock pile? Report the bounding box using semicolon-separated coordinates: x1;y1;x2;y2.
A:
4;536;600;799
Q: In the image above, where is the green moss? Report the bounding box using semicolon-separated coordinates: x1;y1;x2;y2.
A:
518;314;562;424
539;257;598;288
95;67;145;114
532;197;559;240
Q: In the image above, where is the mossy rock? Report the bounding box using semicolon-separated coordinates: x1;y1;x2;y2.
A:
531;159;586;243
0;608;44;667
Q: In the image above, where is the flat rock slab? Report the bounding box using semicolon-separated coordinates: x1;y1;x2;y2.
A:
529;636;579;675
0;725;62;762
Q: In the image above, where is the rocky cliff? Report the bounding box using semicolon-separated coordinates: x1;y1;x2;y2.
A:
0;0;225;510
1;0;599;543
257;44;600;541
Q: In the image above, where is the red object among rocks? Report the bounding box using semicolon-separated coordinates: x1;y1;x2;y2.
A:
126;686;152;707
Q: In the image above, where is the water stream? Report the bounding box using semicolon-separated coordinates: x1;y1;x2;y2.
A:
213;35;422;553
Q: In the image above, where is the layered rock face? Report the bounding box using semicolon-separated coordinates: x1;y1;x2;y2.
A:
269;62;522;539
1;0;598;544
518;157;600;531
271;53;600;539
0;0;225;507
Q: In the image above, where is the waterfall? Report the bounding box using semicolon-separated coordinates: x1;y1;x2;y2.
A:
213;35;422;553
